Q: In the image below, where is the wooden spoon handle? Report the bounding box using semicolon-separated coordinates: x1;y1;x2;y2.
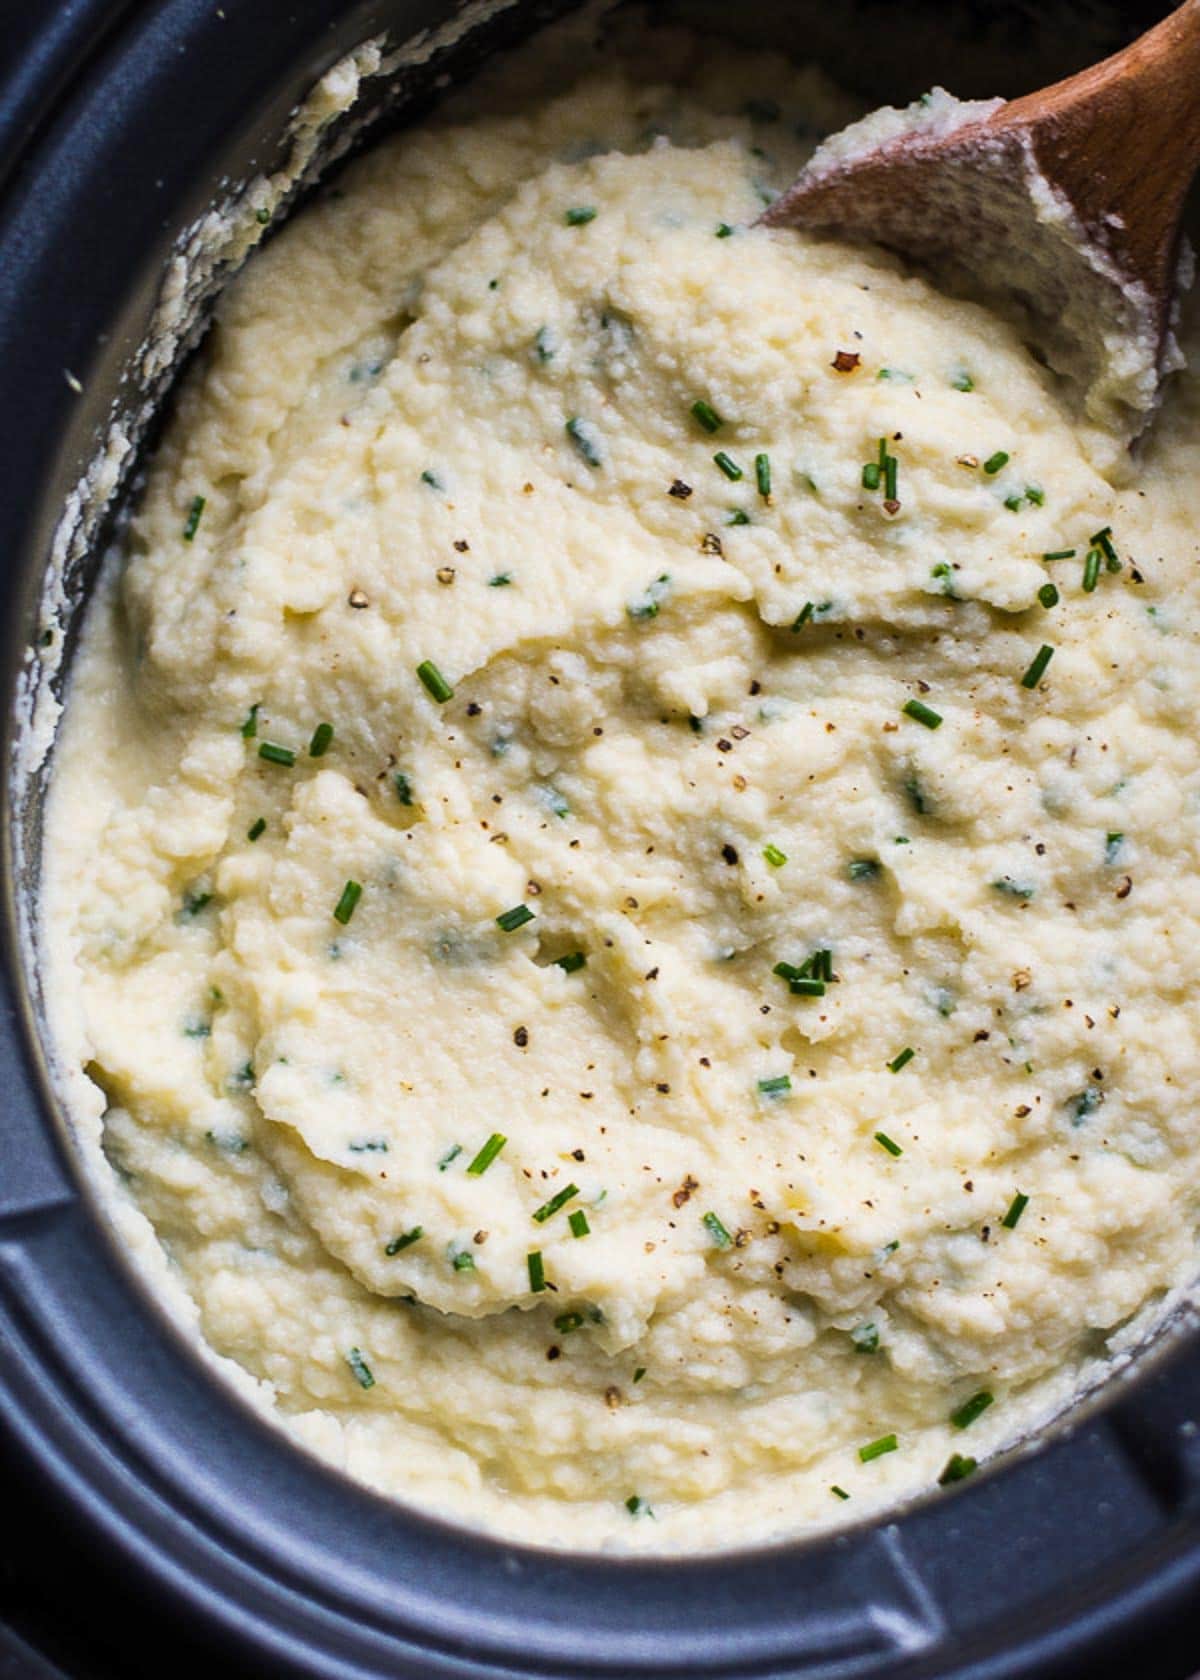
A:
996;0;1200;295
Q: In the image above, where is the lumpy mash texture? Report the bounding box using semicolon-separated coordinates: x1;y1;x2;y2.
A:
45;12;1200;1550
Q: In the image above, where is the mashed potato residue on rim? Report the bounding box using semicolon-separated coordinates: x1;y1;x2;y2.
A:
42;9;1200;1551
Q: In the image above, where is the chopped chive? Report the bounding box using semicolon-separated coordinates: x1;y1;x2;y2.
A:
815;948;833;981
1004;492;1024;512
555;1310;585;1334
437;1144;462;1171
1001;1191;1029;1229
633;1366;646;1383
346;1348;375;1390
394;771;414;806
452;1250;476;1272
831;1485;851;1501
309;721;333;758
713;451;743;481
566;416;603;468
691;399;723;434
568;1209;591;1238
850;1322;880;1354
496;903;535;933
182;494;206;541
1091;526;1119;568
883;454;898;502
625;1495;654;1517
1042;548;1076;561
951;371;974;392
527;1250;546;1292
532;1183;579;1224
878;436;888;469
983;450;1009;475
726;508;751;526
1020;644;1054;689
951;1390;994;1430
757;1073;791;1098
763;843;787;868
1038;582;1059;608
1026;484;1045;506
416;660;454;703
902;698;942;730
792;601;815;630
258;742;295;767
627;573;671;621
565;206;597;225
888;1047;915;1073
874;1131;903;1158
555;951;587;974
385;1226;423;1255
1105;831;1124;863
939;1453;978;1485
755;453;771;498
849;858;880;881
859;1434;898;1463
240;703;260;739
1082;547;1101;592
181;889;212;917
247;817;266;842
790;977;826;997
716;222;735;238
702;1210;733;1248
420;468;444;489
466;1132;507;1176
861;462;881;491
333;880;362;925
490;575;514;591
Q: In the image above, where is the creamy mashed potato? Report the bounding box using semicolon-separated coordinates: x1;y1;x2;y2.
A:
43;9;1200;1551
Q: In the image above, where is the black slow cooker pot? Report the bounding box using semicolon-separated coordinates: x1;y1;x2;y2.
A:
1;2;1199;1675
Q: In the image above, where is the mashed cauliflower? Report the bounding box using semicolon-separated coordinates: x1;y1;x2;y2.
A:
42;9;1200;1551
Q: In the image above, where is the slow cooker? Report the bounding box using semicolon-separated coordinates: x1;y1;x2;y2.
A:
2;1;1199;1675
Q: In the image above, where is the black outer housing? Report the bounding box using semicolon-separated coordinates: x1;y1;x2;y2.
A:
0;2;1199;1675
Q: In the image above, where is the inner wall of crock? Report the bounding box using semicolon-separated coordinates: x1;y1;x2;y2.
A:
11;0;1186;1535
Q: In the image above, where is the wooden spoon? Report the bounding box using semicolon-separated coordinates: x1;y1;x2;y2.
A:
763;0;1200;438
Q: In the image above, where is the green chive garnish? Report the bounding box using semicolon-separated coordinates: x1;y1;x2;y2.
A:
849;858;880;881
568;1209;590;1238
489;573;512;587
850;1322;880;1353
1082;547;1101;592
625;1495;653;1517
555;1310;585;1334
565;206;597;225
496;904;535;933
792;602;815;630
691;399;723;434
831;1485;851;1501
1026;485;1045;506
532;1183;579;1224
1091;526;1119;568
438;1144;462;1171
1042;548;1076;561
1038;582;1059;608
757;1073;791;1098
755;453;771;498
258;742;295;767
309;721;333;757
528;1250;546;1292
951;372;974;392
346;1348;375;1390
1105;831;1124;863
1001;1191;1028;1229
333;880;362;925
763;843;787;868
874;1131;903;1157
240;703;260;739
888;1047;915;1073
716;222;734;238
452;1250;476;1272
939;1453;978;1485
1020;644;1054;689
702;1210;733;1248
862;462;881;491
555;951;587;973
950;1390;994;1430
859;1434;898;1462
394;771;414;806
182;495;206;541
983;450;1009;474
466;1132;507;1176
903;698;942;730
247;817;266;842
883;454;898;501
633;1366;646;1383
713;451;743;481
789;977;826;997
417;661;454;702
726;508;751;526
385;1227;423;1255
